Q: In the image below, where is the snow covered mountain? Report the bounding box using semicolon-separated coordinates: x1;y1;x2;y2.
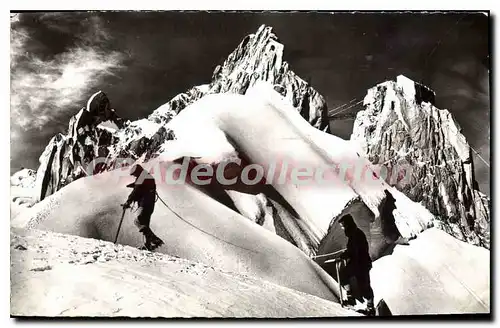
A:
19;25;329;205
351;75;490;248
11;85;489;317
10;24;491;317
12;25;489;252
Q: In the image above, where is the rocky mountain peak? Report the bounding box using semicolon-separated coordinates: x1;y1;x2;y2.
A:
31;91;124;201
11;28;489;251
14;25;330;203
149;24;330;132
68;91;123;136
351;75;490;248
394;75;436;105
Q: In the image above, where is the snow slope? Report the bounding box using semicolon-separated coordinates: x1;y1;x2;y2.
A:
11;228;358;317
160;83;434;255
15;162;343;304
370;228;490;315
16;85;490;316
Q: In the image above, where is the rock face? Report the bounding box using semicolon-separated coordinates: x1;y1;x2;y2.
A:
350;75;490;248
148;24;330;132
31;91;176;202
14;24;331;206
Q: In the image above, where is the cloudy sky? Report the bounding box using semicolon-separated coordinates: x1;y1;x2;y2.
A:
10;11;490;195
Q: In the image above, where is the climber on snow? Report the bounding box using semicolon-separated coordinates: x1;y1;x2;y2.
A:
121;164;164;251
338;214;375;316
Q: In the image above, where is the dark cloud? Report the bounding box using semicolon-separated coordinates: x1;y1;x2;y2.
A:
11;13;125;129
10;11;490;195
10;13;126;173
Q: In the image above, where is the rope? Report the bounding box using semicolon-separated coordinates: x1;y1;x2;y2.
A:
154;191;261;255
469;145;490;168
310;248;347;260
153;191;344;267
328;98;357;115
424;15;467;69
152;193;345;303
121;187;322;263
377;143;488;169
328;99;364;119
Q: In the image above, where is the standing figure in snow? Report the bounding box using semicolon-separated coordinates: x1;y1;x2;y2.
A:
338;214;375;316
122;164;164;251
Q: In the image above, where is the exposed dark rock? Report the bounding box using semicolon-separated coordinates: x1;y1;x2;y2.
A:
149;25;330;133
351;75;490;248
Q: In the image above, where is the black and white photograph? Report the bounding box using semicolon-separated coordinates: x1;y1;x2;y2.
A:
9;10;491;318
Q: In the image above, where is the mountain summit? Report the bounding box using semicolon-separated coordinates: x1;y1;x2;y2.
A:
11;25;489;252
10;24;490;317
15;24;330;206
351;75;490;248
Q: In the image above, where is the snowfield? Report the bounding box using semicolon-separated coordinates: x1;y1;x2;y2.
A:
370;228;490;315
13;161;344;304
11;228;359;317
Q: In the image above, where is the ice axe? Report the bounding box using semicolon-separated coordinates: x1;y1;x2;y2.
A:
324;257;347;307
114;205;127;244
335;259;345;307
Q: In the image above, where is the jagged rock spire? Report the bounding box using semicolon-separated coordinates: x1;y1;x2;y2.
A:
149;24;330;132
351;75;490;248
